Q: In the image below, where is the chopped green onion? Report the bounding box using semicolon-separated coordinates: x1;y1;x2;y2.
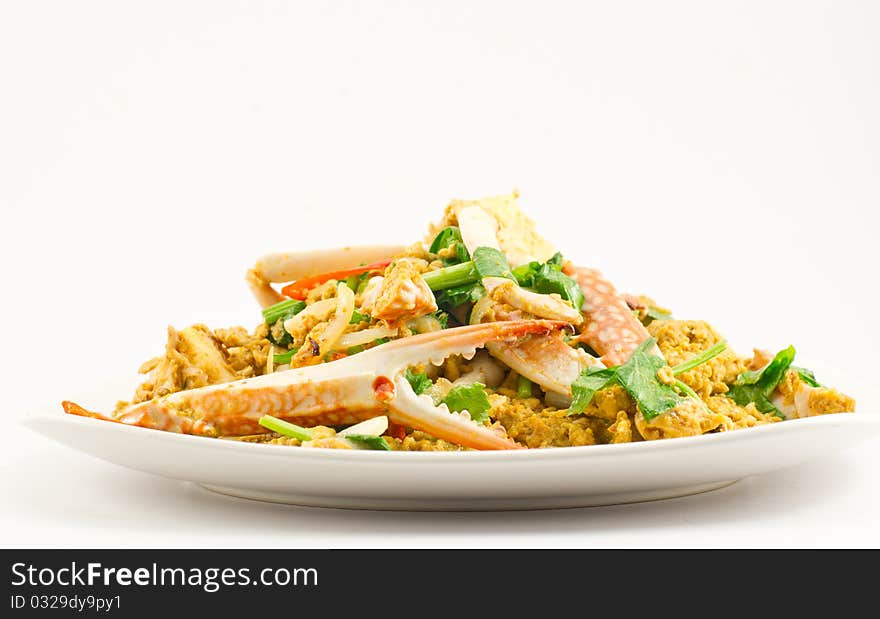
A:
422;261;479;291
344;272;370;292
262;299;306;325
272;347;300;365
349;309;371;324
258;415;312;441
673;379;701;401
517;375;533;399
643;307;672;325
671;341;728;376
346;344;365;355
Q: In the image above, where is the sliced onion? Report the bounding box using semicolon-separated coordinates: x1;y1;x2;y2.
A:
469;295;495;325
283;298;336;336
335;325;397;349
457;205;501;256
317;283;356;354
545;391;572;409
338;415;389;437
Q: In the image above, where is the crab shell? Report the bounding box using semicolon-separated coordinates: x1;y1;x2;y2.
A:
64;320;569;450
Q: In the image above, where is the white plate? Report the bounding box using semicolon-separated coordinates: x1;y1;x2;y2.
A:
23;371;880;511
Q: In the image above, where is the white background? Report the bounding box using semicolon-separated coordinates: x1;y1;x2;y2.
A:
1;1;878;548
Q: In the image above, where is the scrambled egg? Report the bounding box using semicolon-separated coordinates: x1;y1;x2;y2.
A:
648;320;747;399
489;394;600;448
634;398;726;441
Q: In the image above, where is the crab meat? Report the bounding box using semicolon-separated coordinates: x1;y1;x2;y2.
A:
246;245;406;308
63;320;569;450
370;258;437;323
483;276;583;324
452;350;506;388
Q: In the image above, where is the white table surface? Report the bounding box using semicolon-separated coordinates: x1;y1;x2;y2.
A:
2;1;878;548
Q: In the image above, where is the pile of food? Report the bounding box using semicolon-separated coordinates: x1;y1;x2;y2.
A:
63;191;855;450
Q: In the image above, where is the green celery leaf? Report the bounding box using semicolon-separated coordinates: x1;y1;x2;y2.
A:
547;252;564;268
472;247;516;281
435;283;485;313
441;382;492;424
345;434;392;451
512;253;584;311
569;367;618;415
726;383;782;416
405;368;433;395
512;261;541;287
429;226;471;265
533;263;585;311
734;345;795;390
615;338;681;421
429;226;462;253
726;346;796;418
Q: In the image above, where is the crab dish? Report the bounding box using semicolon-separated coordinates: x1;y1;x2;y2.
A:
63;192;856;451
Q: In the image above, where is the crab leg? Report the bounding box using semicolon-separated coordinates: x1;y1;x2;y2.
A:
64;320;567;450
246;245;406;308
569;266;661;366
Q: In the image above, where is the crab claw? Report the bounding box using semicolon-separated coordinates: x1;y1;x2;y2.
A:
246;245;406;308
63;320;568;450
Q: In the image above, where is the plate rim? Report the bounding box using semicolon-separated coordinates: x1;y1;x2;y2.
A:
23;405;880;464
